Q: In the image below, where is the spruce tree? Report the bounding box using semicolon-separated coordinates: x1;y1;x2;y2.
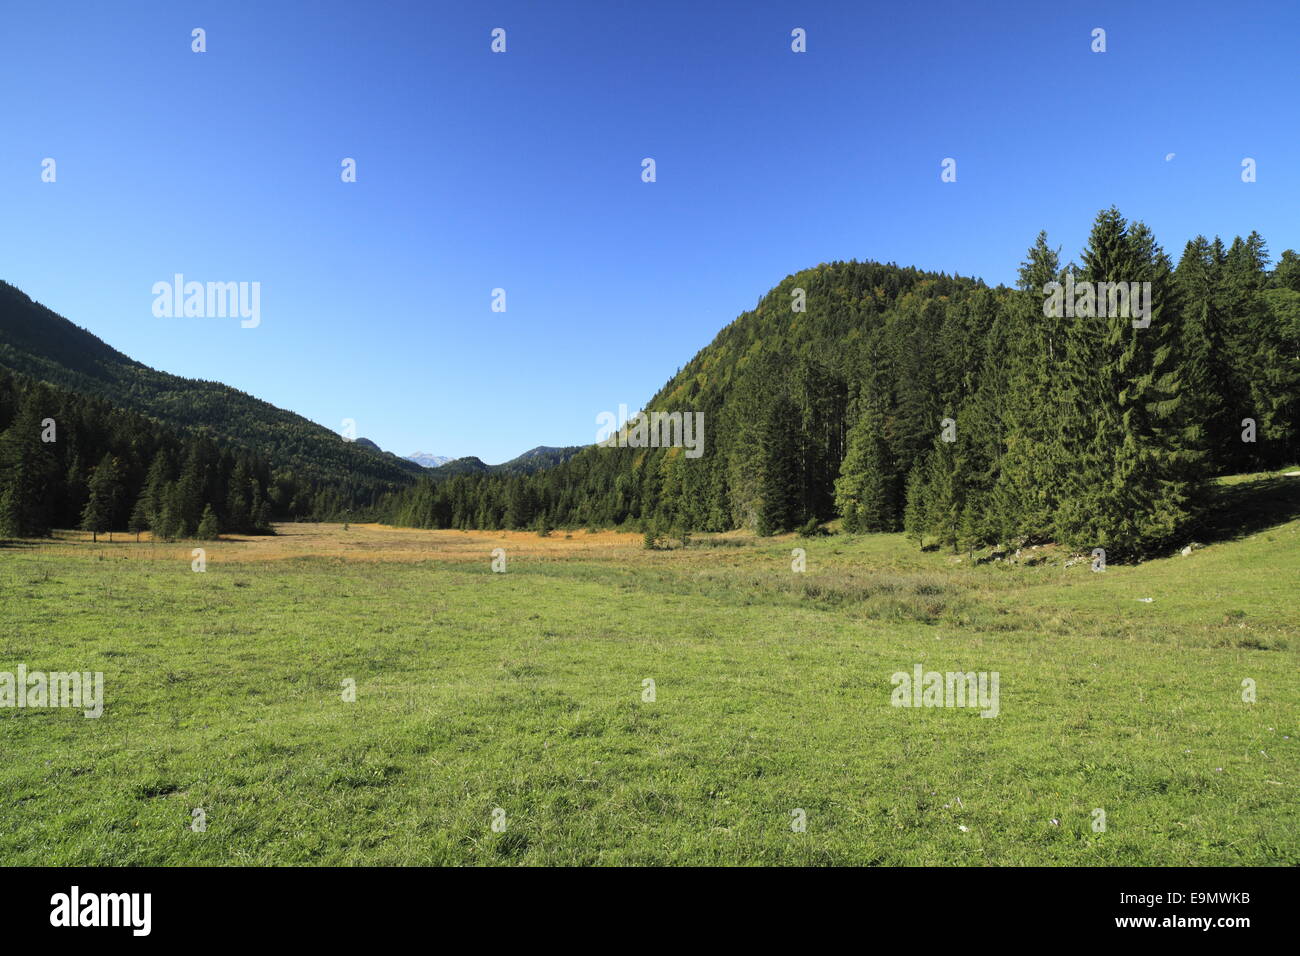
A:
175;444;206;535
62;452;89;531
156;482;182;540
1174;236;1233;471
834;405;899;532
756;393;801;535
254;495;273;533
0;397;60;537
902;464;929;546
0;461;28;539
923;439;964;553
196;504;220;540
141;451;173;528
1223;233;1299;467
128;494;150;541
990;232;1065;545
81;454;121;542
226;459;252;533
1273;249;1300;292
1054;208;1201;556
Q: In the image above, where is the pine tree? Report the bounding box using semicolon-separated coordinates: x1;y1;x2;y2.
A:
1223;233;1300;467
175;444;206;535
62;452;89;531
128;494;150;542
834;405;899;532
0;396;60;537
156;482;182;540
1053;209;1202;556
954;323;1009;549
923;439;964;553
226;459;252;533
81;453;121;542
0;460;28;539
902;464;928;546
1274;249;1300;293
1175;236;1233;472
503;478;537;530
1248;288;1300;466
889;297;946;481
196;504;221;540
724;355;781;530
140;451;173;528
254;495;273;533
991;231;1065;545
791;357;846;522
957;500;984;557
756;393;801;535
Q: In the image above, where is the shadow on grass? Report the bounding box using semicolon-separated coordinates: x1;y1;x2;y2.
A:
0;538;42;550
1193;472;1300;545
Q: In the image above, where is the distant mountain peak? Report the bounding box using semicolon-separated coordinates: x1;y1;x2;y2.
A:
407;452;453;468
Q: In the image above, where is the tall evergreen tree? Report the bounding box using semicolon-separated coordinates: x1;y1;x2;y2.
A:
81;453;122;542
1174;236;1238;472
1222;233;1300;467
1053;209;1201;556
990;232;1064;544
902;464;928;546
226;459;253;533
196;504;221;540
834;405;899;532
922;438;965;553
0;396;61;537
756;393;801;535
128;494;150;542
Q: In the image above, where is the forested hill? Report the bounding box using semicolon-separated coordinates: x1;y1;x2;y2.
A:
382;209;1300;558
0;281;422;490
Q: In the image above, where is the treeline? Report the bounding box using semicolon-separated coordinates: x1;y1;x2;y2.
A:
381;209;1300;558
0;368;380;539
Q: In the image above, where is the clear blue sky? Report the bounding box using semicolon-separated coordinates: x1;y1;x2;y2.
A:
2;1;1296;463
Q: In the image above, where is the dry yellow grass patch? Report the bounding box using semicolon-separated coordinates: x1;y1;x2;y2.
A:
25;523;648;566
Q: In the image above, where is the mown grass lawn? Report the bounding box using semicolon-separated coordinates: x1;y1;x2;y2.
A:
1;474;1296;865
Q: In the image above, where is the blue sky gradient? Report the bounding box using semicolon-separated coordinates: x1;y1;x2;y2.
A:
2;1;1296;462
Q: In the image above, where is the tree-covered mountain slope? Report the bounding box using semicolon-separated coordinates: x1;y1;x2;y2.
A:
0;281;421;490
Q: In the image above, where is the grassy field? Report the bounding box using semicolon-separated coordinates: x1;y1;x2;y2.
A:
1;472;1297;865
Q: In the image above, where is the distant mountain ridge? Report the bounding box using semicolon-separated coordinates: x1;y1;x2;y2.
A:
497;446;584;472
415;446;584;479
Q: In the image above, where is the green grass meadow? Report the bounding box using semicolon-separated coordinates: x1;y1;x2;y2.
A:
1;474;1296;865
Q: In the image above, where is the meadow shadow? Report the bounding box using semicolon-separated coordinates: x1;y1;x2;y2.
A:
1192;473;1300;545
